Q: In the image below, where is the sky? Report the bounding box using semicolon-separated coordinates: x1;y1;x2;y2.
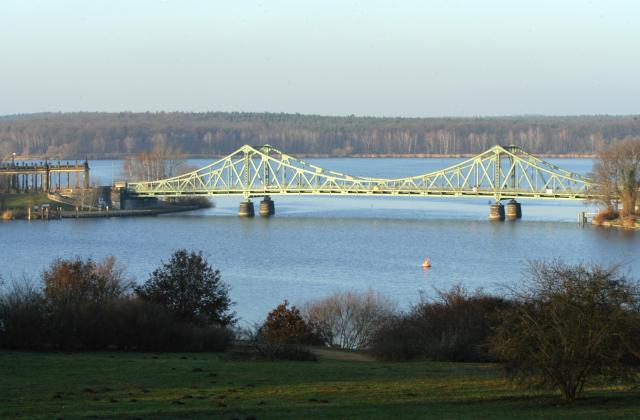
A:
1;0;639;117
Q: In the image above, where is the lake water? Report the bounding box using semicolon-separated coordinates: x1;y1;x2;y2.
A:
1;158;639;325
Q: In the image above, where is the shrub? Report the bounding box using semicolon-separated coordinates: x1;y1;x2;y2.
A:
370;286;509;362
303;290;395;350
42;256;131;304
135;250;235;327
260;300;323;346
593;208;618;225
245;301;320;361
190;324;234;352
260;345;317;361
368;315;417;361
250;336;317;361
489;260;640;401
0;281;50;350
0;255;234;352
41;256;132;350
113;298;233;352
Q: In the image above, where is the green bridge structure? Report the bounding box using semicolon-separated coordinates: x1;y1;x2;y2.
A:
125;144;597;220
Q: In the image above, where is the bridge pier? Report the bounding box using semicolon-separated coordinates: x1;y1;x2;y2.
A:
259;196;275;217
489;202;505;221
506;199;522;220
238;199;255;217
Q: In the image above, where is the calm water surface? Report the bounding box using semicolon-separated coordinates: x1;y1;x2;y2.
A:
2;158;638;325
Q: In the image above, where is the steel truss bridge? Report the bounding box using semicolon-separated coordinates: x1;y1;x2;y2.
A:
126;144;595;204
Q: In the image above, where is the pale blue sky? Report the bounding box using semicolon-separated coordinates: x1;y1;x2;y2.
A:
1;0;638;117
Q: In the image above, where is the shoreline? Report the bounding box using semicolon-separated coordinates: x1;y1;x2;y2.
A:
593;218;640;231
1;205;203;221
9;152;597;161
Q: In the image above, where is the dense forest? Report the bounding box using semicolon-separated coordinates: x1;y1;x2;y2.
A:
1;112;639;159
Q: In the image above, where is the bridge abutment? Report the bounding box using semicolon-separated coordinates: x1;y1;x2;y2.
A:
259;196;275;217
239;199;255;217
489;202;505;221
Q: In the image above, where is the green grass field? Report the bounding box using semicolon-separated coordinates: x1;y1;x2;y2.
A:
1;351;638;419
1;192;75;210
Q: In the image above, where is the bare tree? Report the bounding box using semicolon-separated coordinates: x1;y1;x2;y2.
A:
489;260;640;401
122;138;185;181
593;137;640;216
303;290;395;350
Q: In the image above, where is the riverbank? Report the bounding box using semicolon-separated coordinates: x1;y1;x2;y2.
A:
592;210;640;231
593;218;640;230
1;192;73;220
1;351;638;419
1;192;206;220
2;205;203;220
60;205;202;219
1;192;74;210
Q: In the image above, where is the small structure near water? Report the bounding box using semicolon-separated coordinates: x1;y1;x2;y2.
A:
0;159;89;193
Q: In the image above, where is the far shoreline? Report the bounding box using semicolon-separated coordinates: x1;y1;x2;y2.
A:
9;152;597;161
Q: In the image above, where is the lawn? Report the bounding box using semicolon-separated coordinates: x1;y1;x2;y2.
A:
1;192;75;210
1;351;638;419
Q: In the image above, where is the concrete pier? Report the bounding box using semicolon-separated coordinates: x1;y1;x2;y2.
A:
259;196;275;217
505;199;522;220
489;202;505;221
238;199;255;217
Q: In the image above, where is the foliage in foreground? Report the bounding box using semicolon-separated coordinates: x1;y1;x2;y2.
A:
135;249;235;327
370;286;509;362
489;260;640;401
0;253;234;352
303;290;394;350
244;300;320;361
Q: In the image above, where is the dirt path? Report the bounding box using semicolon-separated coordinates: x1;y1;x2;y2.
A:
311;348;375;362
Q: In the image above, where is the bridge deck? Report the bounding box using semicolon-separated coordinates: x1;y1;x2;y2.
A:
136;188;591;201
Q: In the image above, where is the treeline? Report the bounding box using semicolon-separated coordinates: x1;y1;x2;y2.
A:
1;112;640;159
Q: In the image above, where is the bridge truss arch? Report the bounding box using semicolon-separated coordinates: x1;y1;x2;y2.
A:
127;144;596;201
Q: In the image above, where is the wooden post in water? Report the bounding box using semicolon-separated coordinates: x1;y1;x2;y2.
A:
578;211;587;226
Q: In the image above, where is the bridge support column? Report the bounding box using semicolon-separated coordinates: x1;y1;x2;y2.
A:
44;164;50;192
83;159;90;189
489;202;505;221
506;199;522;220
259;196;275;217
238;199;255;217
